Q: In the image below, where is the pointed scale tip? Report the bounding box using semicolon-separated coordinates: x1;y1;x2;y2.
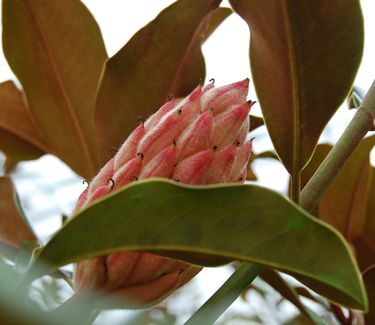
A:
247;100;256;112
239;78;250;88
202;81;215;93
189;84;203;101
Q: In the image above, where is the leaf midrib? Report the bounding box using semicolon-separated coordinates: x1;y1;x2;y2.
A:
0;122;51;153
24;0;95;175
0;89;51;152
281;1;301;178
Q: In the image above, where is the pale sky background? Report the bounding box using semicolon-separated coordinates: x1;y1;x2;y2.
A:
0;1;374;324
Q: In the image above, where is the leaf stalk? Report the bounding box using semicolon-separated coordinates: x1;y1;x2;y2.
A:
186;80;375;324
184;263;263;325
300;80;375;211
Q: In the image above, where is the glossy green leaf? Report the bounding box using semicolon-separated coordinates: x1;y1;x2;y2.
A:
0;81;51;166
0;176;37;248
34;179;366;310
2;0;108;179
229;0;364;173
363;266;375;324
95;0;222;164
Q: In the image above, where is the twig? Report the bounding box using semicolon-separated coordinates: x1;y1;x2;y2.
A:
184;80;375;325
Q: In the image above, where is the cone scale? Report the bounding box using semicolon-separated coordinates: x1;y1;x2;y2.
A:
73;79;254;308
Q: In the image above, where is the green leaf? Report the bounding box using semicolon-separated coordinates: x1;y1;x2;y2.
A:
33;179;367;310
363;266;375;324
0;176;37;248
229;0;364;173
0;81;51;166
94;0;222;164
2;0;108;179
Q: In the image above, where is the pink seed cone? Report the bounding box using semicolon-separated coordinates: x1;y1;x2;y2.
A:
73;79;254;308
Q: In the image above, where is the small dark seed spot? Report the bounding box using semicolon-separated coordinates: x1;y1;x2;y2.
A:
172;140;177;146
239;177;244;181
213;145;218;151
235;140;241;146
177;108;182;115
173;178;180;183
168;94;174;101
129;176;138;181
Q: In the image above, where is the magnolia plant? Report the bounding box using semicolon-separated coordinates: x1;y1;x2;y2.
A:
74;80;253;308
0;0;374;325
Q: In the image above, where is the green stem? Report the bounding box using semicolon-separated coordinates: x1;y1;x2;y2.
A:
51;293;99;325
184;81;375;325
184;263;263;325
300;80;375;211
185;80;375;325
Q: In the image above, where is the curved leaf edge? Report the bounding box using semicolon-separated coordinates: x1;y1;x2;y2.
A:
37;178;368;310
